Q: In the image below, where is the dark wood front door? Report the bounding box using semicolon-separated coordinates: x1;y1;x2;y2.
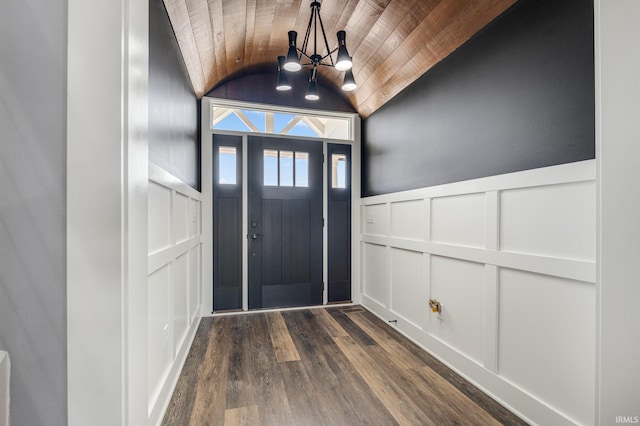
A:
248;136;323;309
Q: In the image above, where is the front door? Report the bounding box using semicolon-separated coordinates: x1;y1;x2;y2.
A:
247;136;323;309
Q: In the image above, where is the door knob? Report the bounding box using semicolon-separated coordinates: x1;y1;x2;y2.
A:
251;233;262;240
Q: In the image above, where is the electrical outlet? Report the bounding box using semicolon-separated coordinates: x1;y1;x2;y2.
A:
429;299;444;321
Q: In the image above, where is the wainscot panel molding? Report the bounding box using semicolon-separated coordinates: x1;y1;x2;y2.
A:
148;163;203;426
360;159;596;426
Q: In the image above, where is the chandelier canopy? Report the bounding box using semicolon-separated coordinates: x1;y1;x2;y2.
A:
276;1;356;100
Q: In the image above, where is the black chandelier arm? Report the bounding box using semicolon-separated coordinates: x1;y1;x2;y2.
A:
298;49;315;61
319;48;338;62
293;59;337;69
299;2;336;67
301;2;315;55
297;47;337;64
315;5;335;67
291;61;334;69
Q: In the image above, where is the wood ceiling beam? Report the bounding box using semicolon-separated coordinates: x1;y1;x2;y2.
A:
207;0;227;88
163;0;207;97
186;0;216;91
268;0;303;61
243;0;258;69
222;0;248;77
249;0;277;65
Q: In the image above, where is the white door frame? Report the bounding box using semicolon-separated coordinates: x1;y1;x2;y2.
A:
201;97;361;314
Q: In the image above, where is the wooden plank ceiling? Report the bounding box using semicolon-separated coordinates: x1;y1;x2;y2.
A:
163;0;518;117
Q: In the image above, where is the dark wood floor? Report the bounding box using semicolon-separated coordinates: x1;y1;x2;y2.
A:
162;306;527;426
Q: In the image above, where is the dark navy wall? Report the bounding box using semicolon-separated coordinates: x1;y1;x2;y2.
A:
149;0;200;190
208;67;356;113
362;0;594;196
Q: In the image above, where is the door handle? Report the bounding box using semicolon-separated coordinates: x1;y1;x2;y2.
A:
250;233;263;240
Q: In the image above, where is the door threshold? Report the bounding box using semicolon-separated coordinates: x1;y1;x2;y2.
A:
211;308;244;315
209;302;356;317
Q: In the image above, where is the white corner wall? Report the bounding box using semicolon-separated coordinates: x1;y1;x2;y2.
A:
360;160;596;425
147;163;202;425
595;1;640;424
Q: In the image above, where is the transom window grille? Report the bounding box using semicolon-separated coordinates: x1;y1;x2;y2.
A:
212;106;350;140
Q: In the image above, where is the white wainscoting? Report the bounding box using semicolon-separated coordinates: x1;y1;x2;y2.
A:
147;163;202;425
360;160;596;426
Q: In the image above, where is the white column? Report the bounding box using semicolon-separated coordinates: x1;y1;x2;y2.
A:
595;1;640;424
201;98;214;314
0;352;8;426
67;0;148;424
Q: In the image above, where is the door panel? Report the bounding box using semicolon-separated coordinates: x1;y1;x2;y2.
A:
212;135;243;311
327;144;352;302
261;199;283;285
248;136;323;309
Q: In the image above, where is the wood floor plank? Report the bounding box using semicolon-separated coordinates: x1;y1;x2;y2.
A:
346;311;424;370
317;336;399;425
225;315;255;410
359;339;501;425
278;312;335;425
223;405;259;426
325;307;378;346
187;317;232;426
281;310;398;425
333;334;437;426
412;365;502;426
265;311;301;362
161;318;213;426
312;307;350;338
278;360;328;426
244;314;295;425
358;310;528;425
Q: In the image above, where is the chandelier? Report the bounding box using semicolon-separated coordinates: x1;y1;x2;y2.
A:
276;1;356;100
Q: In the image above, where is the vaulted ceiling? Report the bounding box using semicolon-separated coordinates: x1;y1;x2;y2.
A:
163;0;518;117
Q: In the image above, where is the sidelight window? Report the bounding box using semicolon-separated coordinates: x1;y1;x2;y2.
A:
218;146;237;184
331;153;347;189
